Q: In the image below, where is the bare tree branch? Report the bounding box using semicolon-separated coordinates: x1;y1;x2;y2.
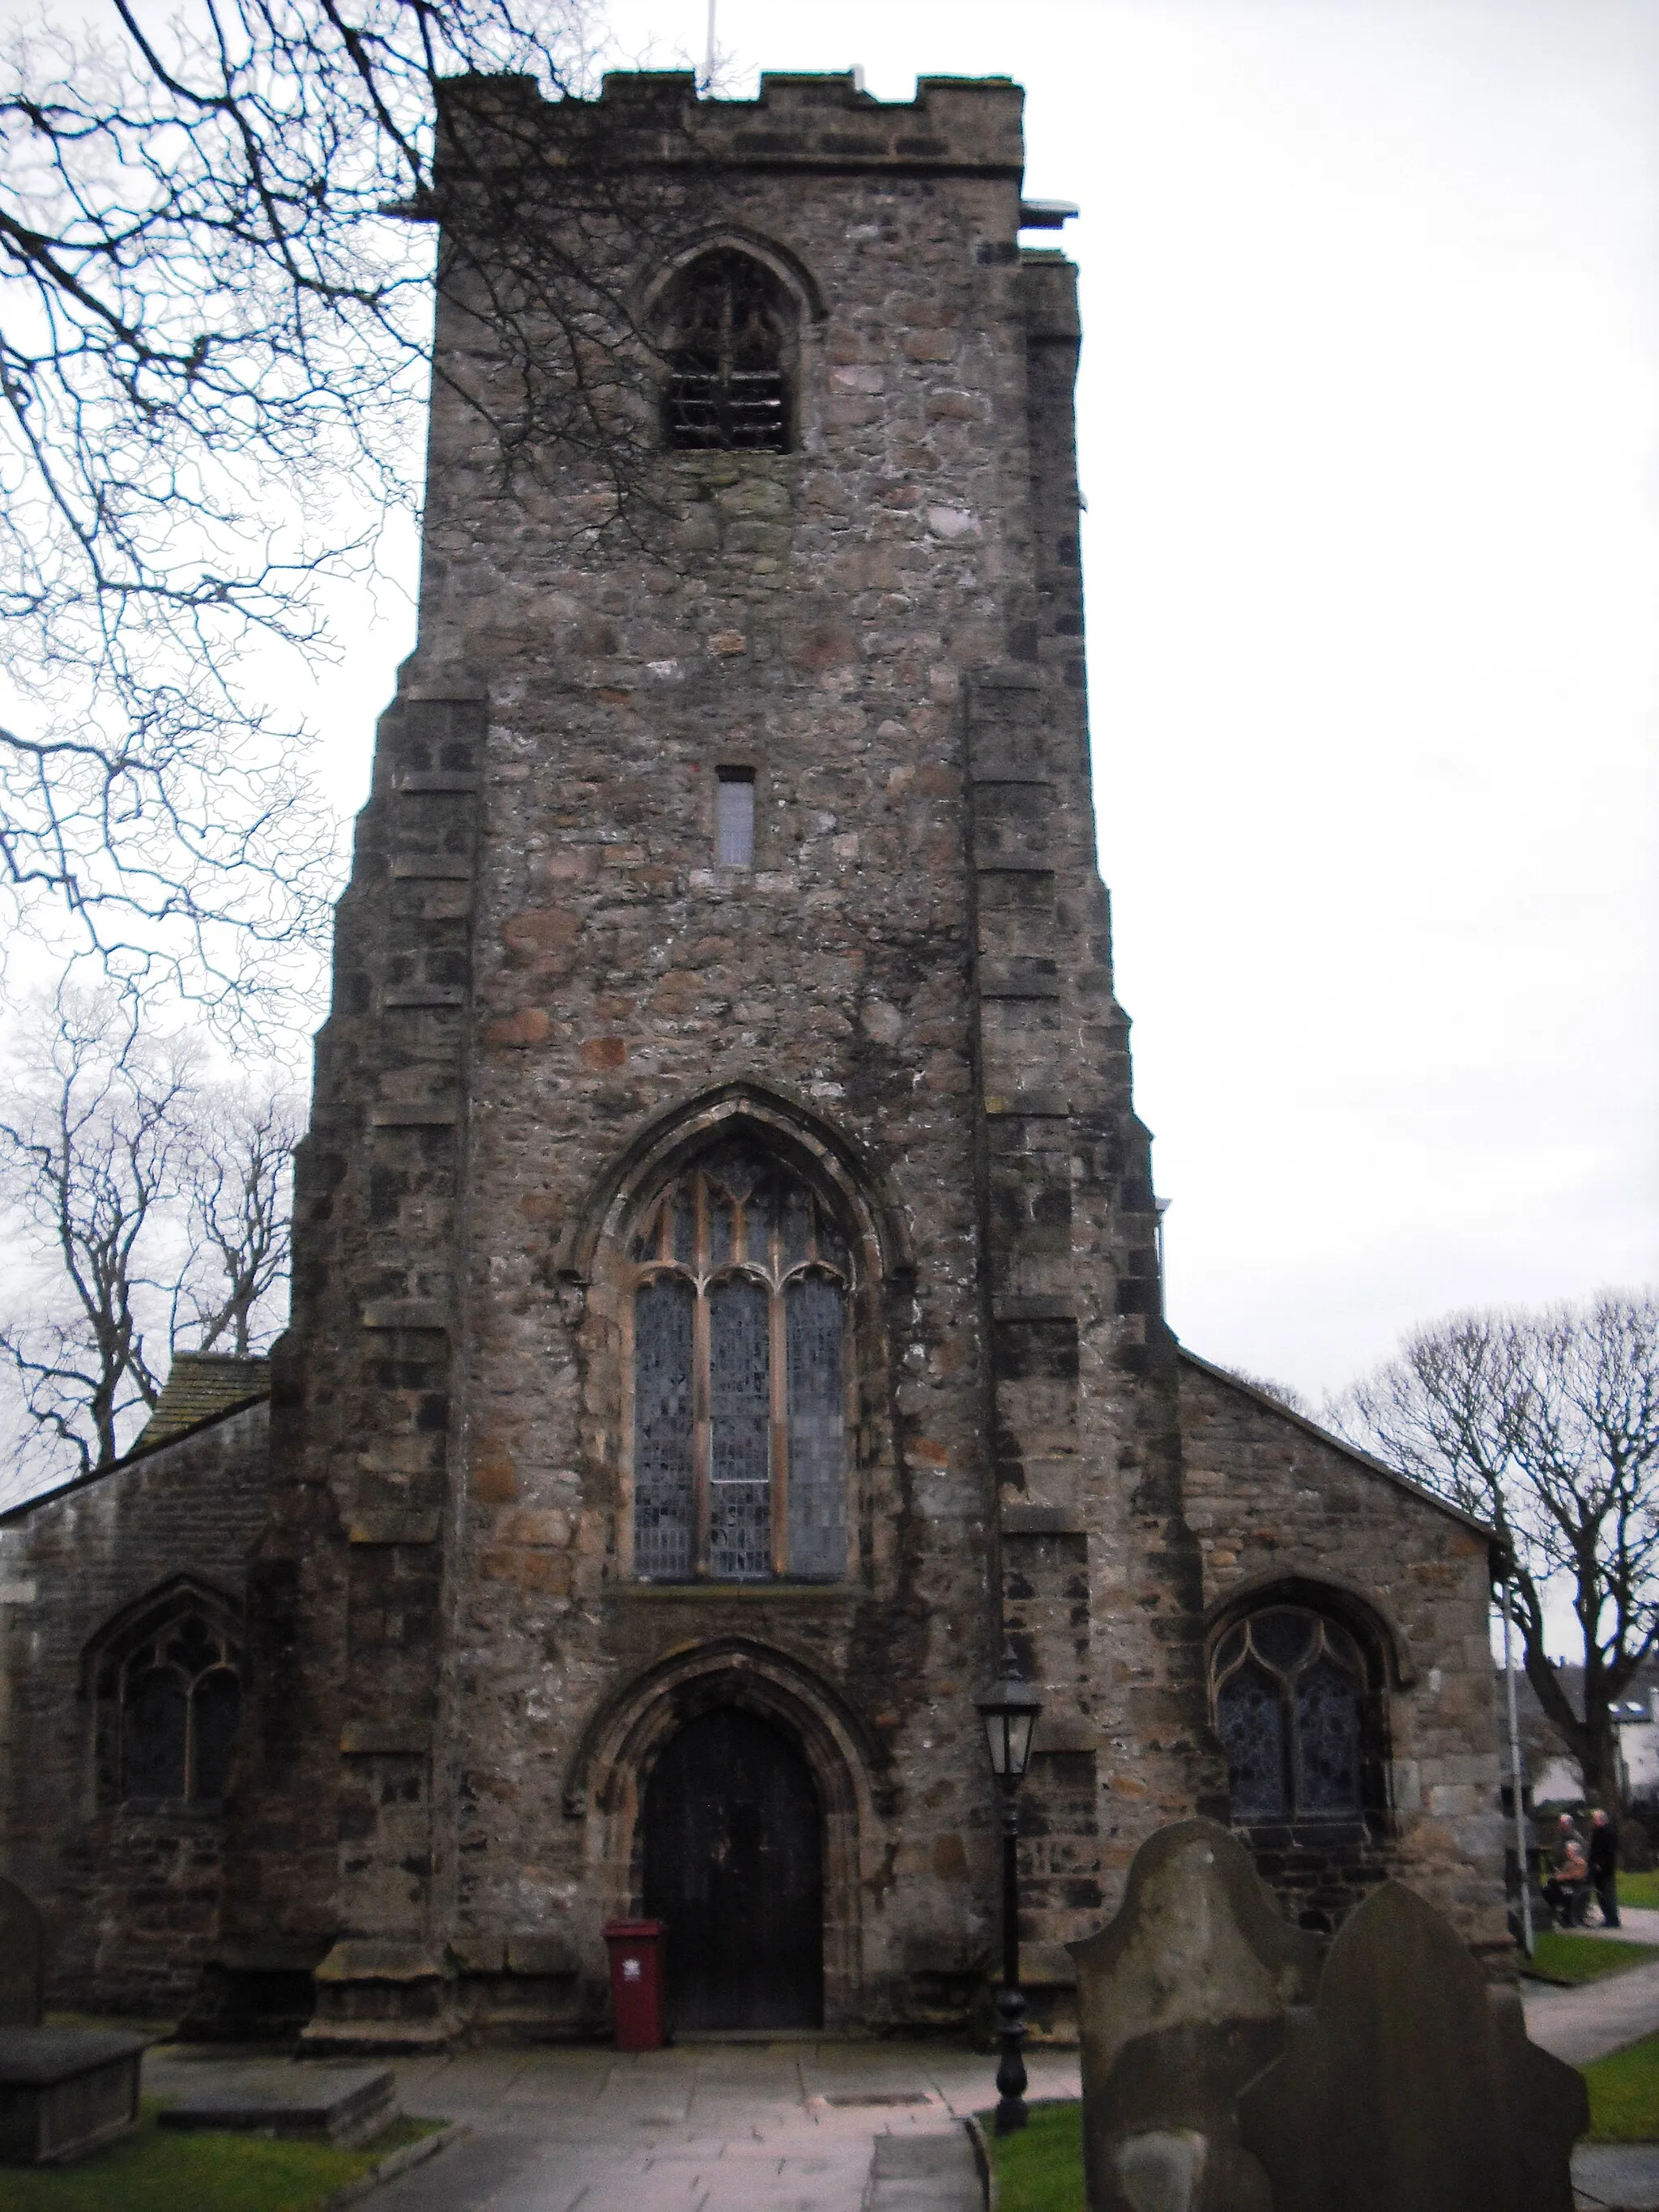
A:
0;989;298;1497
1330;1291;1659;1805
0;0;657;1020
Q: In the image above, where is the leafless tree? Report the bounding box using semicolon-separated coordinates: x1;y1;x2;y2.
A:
173;1080;301;1356
0;991;299;1496
1331;1293;1659;1806
0;0;709;1017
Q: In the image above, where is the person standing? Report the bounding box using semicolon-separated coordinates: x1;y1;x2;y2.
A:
1589;1808;1621;1929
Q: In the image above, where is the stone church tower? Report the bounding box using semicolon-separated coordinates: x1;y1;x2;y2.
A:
0;70;1506;2043
219;65;1224;2044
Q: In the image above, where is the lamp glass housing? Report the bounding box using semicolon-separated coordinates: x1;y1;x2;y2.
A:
976;1675;1043;1781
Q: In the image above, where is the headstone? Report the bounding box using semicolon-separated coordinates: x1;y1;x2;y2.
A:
1236;1880;1588;2212
1068;1818;1322;2212
156;2061;398;2146
0;2027;147;2164
0;1877;45;2027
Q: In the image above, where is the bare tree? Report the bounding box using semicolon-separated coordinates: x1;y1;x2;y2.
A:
0;991;299;1496
1332;1294;1659;1806
0;0;714;1014
173;1080;301;1356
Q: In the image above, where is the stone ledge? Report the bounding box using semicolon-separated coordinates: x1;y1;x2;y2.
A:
394;773;480;794
382;985;467;1008
360;1298;448;1330
368;1107;460;1128
1000;1504;1086;1536
348;1511;441;1546
983;1093;1069;1119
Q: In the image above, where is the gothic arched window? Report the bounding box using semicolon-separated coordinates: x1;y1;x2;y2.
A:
91;1595;242;1808
659;251;795;454
629;1143;848;1581
1211;1605;1372;1824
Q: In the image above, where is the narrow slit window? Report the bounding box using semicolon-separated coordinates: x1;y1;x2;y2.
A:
716;770;756;867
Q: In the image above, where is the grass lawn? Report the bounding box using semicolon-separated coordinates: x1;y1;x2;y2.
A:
983;2101;1085;2212
3;2103;445;2212
1584;2034;1659;2142
1616;1870;1659;1911
1528;1930;1659;1984
983;2023;1659;2193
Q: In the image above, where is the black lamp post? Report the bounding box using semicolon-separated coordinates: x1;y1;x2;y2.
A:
975;1669;1044;2136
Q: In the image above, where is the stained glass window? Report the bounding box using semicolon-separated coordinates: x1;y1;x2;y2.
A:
634;1277;696;1579
629;1144;850;1582
95;1602;243;1807
1211;1605;1369;1824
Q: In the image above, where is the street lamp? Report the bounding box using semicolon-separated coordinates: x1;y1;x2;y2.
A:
975;1669;1044;2136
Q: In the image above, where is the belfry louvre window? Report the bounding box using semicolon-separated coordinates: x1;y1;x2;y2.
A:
629;1143;848;1580
660;251;793;454
1212;1606;1368;1823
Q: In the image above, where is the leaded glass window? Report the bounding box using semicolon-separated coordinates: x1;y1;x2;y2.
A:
629;1144;849;1581
92;1605;243;1807
1212;1606;1367;1823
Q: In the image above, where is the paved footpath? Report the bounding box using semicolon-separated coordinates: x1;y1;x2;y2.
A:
148;2036;1081;2212
143;1918;1659;2212
1523;1905;1659;2209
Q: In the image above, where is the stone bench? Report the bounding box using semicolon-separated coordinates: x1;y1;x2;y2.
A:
0;2027;147;2165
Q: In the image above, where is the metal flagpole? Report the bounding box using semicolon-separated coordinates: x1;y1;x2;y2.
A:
1501;1574;1534;1955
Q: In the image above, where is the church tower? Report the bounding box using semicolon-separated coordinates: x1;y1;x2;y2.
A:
214;68;1233;2044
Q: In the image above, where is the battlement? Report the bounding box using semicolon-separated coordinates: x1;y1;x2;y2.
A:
437;68;1026;177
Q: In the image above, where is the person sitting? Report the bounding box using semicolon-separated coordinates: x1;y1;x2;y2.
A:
1544;1831;1592;1929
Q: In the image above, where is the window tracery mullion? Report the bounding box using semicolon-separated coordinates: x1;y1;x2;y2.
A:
770;1274;789;1576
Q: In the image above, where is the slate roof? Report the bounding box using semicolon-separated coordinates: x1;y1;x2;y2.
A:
130;1353;271;1449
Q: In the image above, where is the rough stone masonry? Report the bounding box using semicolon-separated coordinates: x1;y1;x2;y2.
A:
0;70;1510;2042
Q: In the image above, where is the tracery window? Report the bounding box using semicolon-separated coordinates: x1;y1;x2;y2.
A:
92;1602;241;1808
1211;1605;1370;1824
659;251;794;454
629;1142;849;1581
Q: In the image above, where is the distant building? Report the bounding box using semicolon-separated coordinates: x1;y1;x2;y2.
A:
1499;1660;1659;1809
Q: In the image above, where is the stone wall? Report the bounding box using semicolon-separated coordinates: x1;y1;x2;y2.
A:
0;1401;271;2013
1179;1353;1511;1969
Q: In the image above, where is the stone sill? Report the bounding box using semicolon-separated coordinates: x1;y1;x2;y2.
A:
608;1581;860;1603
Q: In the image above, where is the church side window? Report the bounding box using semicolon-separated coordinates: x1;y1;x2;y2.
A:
660;251;793;454
93;1603;242;1808
629;1144;848;1580
1211;1605;1368;1823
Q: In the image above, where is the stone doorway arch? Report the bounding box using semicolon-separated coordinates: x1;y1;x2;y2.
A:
565;1640;879;2027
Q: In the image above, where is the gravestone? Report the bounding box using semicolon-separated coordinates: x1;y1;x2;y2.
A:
1068;1819;1322;2212
1236;1880;1587;2212
157;2061;397;2146
0;1877;44;2027
0;2027;147;2163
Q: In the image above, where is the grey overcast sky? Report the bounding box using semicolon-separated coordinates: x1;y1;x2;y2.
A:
308;0;1659;1401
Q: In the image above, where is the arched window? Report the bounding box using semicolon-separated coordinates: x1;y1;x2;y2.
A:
629;1142;849;1581
1211;1605;1372;1824
659;250;795;454
91;1592;242;1808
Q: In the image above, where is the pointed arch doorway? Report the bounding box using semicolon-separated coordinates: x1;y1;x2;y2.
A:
642;1707;824;2031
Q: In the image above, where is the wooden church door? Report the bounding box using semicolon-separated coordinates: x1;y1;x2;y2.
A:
642;1707;825;2031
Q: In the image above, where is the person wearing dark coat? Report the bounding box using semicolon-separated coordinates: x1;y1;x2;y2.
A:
1589;1808;1621;1928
